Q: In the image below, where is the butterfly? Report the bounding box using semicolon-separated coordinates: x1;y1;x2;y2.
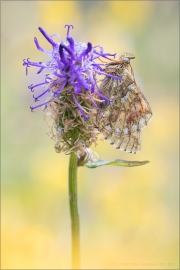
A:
96;52;152;154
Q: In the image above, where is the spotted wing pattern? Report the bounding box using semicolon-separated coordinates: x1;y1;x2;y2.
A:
96;53;152;154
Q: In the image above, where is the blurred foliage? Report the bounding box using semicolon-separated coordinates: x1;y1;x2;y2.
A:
1;1;179;269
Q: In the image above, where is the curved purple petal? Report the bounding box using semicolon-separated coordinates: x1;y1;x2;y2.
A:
38;27;57;47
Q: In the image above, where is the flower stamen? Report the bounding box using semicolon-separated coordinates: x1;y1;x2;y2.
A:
65;24;74;38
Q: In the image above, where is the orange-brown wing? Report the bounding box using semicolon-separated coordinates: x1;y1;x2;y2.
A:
100;123;142;154
96;59;152;154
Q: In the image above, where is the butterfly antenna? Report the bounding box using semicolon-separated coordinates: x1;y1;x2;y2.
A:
98;57;123;64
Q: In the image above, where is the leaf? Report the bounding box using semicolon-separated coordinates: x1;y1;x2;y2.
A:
83;159;150;168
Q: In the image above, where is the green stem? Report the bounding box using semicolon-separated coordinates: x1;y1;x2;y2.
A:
68;153;80;269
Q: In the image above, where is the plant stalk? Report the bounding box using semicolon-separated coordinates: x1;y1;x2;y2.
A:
68;153;80;269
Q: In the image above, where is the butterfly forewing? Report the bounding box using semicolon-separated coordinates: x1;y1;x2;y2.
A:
96;53;152;154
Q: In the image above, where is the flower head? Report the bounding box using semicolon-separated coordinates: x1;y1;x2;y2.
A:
23;25;122;161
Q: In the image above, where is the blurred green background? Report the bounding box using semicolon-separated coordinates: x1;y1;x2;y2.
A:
1;1;179;269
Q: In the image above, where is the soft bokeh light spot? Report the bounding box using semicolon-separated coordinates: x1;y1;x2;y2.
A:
38;1;82;26
108;1;153;26
31;151;68;191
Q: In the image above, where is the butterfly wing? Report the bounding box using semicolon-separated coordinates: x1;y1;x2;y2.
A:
96;59;152;154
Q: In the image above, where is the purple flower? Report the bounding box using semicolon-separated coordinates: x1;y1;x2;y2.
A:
23;24;122;120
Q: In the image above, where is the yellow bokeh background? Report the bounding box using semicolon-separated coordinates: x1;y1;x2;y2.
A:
1;1;179;269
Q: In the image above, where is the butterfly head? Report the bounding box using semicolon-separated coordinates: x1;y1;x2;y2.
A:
119;52;135;64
